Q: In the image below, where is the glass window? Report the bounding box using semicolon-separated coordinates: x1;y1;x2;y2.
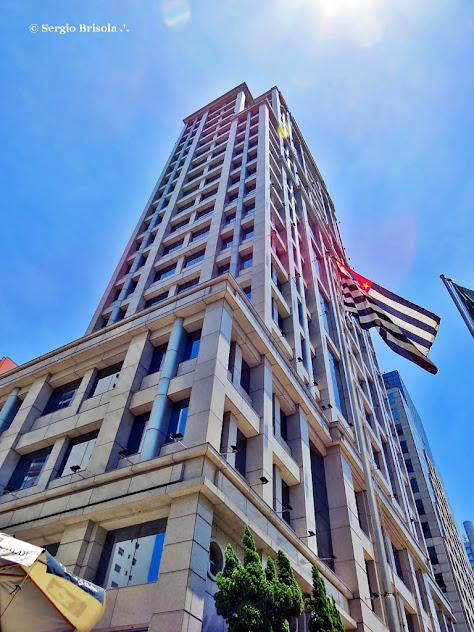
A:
240;359;251;395
319;294;330;334
225;213;236;225
184;250;205;268
57;431;98;477
43;379;81;415
167;400;189;440
149;344;167;374
7;448;51;491
280;412;288;443
387;393;395;405
410;478;419;493
163;240;183;255
169;218;189;233
126;412;150;455
191;226;210;242
217;262;230;274
242;226;254;240
221;237;233;250
209;542;224;578
242;285;251;300
96;519;167;589
391;408;399;420
154;264;176;281
328;351;343;411
145;292;168;309
90;363;122;398
182;330;201;361
240;254;253;271
196;206;213;220
235;429;247;477
177;277;199;293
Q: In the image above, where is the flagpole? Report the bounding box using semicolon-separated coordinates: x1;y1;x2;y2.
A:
440;275;474;338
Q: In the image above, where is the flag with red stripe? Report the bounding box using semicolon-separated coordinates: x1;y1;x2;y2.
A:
336;262;440;374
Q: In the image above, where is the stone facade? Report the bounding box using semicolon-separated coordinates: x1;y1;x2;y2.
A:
0;84;456;632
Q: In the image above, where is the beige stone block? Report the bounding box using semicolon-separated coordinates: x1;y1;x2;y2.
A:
152;569;189;612
110;583;156;629
160;540;193;574
149;610;185;632
128;466;174;494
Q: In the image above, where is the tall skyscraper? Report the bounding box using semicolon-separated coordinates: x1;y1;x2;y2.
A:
463;522;474;575
0;84;457;632
383;370;474;632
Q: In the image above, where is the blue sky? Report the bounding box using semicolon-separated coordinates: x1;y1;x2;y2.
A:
1;0;473;531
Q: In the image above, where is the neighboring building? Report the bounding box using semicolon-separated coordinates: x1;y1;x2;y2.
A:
384;370;474;632
0;85;455;632
463;522;474;575
0;357;16;375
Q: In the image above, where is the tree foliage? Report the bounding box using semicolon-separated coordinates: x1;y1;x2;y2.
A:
305;564;345;632
214;526;303;632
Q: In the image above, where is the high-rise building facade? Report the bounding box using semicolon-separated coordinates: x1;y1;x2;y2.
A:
383;370;474;632
463;522;474;575
0;85;456;632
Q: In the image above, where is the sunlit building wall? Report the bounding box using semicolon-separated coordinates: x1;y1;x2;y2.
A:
0;84;456;632
383;370;474;632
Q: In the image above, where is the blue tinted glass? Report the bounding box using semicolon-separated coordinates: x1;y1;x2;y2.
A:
328;352;342;411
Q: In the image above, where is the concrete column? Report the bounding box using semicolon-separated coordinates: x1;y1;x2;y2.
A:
149;492;213;632
87;330;150;474
0;387;21;435
56;520;107;580
182;301;233;450
140;318;185;461
287;408;317;546
246;357;273;505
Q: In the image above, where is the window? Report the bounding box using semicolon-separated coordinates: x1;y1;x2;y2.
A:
177;277;199;293
328;351;343;412
242;285;251;300
126;412;150;455
43;379;81;415
310;444;334;567
6;448;51;491
208;542;224;578
410;478;419;493
405;458;414;473
184;250;205;268
428;546;439;565
421;522;432;538
149;344;167;374
242;226;254;240
196;206;213;220
415;498;425;515
144;292;168;309
280;411;288;443
243;204;255;217
169;218;189;233
89;363;122;398
240;359;251;395
217;262;230;274
235;429;247;477
240;253;253;271
282;481;291;525
320;294;331;334
391;408;399;421
154;264;176;282
191;226;210;242
182;330;201;361
162;240;183;255
225;213;236;225
400;440;408;454
96;519;167;588
167;400;189;440
201;187;218;201
221;236;233;250
57;431;98;477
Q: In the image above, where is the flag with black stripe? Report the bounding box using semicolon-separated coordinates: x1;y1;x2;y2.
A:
336;262;440;374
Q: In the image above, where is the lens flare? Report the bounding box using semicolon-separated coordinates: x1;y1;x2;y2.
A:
277;123;291;139
161;0;191;28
